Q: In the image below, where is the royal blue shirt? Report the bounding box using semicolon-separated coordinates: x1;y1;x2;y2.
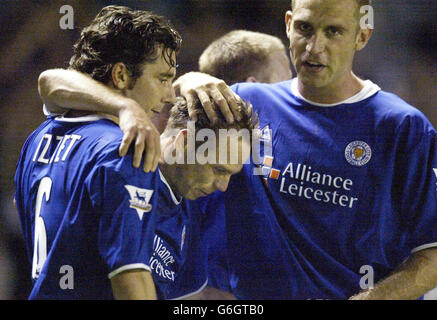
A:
204;79;437;299
15;115;155;299
15;114;207;299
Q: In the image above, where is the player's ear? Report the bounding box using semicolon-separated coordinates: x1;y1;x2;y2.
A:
111;62;132;90
285;11;293;39
355;27;373;51
174;129;188;161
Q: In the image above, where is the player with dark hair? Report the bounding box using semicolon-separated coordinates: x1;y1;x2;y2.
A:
16;4;259;300
68;5;179;84
132;95;257;300
39;5;183;173
37;28;290;299
34;0;436;300
14;5;183;299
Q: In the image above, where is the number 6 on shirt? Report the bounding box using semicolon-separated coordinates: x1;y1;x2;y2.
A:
32;177;52;280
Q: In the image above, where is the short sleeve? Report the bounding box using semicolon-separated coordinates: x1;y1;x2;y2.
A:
199;192;232;292
85;146;157;278
401;129;437;253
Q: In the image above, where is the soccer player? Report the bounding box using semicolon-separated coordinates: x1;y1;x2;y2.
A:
17;4;258;300
37;0;437;299
147;96;256;299
174;0;437;299
37;29;292;299
153;30;292;134
14;5;182;299
197;29;292;297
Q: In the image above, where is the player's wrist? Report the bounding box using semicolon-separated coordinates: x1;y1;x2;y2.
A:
117;98;144;117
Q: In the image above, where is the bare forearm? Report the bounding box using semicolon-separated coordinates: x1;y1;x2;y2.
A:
350;248;437;300
38;68;136;115
111;269;157;300
38;68;161;172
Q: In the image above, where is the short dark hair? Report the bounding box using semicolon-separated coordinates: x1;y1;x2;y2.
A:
69;5;182;84
166;97;258;134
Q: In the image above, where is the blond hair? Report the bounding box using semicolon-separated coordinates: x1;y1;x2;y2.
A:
291;0;371;10
198;30;286;85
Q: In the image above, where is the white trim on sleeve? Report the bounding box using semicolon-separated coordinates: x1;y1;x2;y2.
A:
107;263;151;279
411;242;437;254
55;114;109;123
170;279;208;300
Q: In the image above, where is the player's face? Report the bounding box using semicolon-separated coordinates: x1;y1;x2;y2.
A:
126;48;176;117
286;0;360;90
176;135;251;200
178;163;243;200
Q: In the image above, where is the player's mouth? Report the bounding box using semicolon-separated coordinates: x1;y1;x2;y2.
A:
302;61;326;72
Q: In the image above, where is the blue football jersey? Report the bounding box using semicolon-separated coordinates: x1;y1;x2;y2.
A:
146;174;208;300
14;114;159;299
199;192;232;292
205;79;437;299
15;113;208;300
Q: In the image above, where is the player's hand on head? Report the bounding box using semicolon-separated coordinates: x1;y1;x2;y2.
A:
173;72;242;124
118;101;160;173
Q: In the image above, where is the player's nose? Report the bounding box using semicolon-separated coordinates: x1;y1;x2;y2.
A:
306;31;326;55
162;86;176;104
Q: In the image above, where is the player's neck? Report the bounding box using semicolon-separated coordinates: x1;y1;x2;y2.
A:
158;163;182;199
298;73;365;105
158;134;182;198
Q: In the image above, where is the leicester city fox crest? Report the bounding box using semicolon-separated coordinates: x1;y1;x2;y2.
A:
345;141;372;167
124;185;154;220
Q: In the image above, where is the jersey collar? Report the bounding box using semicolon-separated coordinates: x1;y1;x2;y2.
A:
290;78;381;107
158;169;182;205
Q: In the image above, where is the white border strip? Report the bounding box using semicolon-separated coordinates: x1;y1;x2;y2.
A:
159;169;182;205
108;263;151;279
170;279;208;300
43;104;61;116
55;114;108;123
411;242;437;254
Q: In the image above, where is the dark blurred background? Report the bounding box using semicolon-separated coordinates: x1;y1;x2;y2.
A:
0;0;435;299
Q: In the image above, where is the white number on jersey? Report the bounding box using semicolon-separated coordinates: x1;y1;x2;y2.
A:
32;177;52;280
